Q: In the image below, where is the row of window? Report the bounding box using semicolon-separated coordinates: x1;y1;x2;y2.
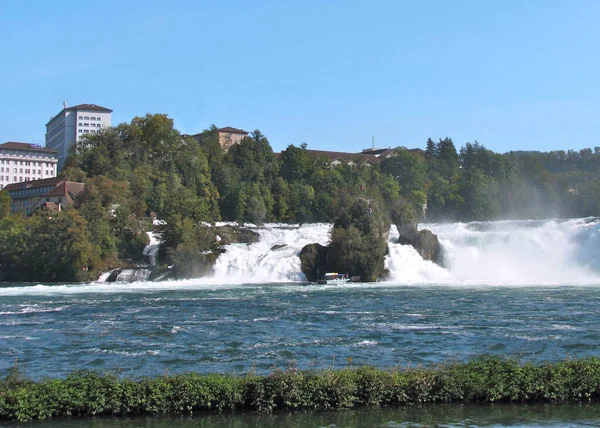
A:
78;129;100;134
78;122;102;127
1;167;52;174
0;160;55;167
78;116;102;121
0;176;51;183
10;185;53;197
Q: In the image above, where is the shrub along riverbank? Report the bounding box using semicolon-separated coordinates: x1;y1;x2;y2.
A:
2;357;600;422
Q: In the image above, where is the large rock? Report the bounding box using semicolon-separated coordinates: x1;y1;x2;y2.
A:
215;225;259;245
328;199;390;282
397;226;442;266
173;252;218;280
299;243;330;282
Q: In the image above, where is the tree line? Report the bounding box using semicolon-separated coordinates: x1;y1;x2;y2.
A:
1;113;599;281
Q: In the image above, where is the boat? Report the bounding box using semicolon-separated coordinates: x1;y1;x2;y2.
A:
317;272;350;285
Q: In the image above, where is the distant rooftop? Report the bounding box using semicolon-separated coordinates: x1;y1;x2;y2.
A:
303;149;380;164
217;126;248;134
66;103;112;113
2;177;62;192
3;178;85;204
47;103;112;125
0;142;58;153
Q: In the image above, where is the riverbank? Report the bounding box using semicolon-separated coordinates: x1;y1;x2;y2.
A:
3;357;600;422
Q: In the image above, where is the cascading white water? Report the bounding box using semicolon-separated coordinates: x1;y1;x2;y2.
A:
143;232;161;266
115;268;151;282
208;218;600;286
386;217;600;285
210;223;331;283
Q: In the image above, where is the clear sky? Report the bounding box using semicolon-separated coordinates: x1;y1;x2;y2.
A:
1;0;598;154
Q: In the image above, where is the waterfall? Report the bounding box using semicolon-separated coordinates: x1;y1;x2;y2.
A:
385;217;600;285
210;218;600;286
115;268;151;283
211;223;331;283
93;218;600;285
96;269;117;283
143;232;161;266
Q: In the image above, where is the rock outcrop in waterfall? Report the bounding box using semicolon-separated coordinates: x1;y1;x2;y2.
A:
392;202;442;266
299;243;330;282
167;225;259;279
300;199;389;282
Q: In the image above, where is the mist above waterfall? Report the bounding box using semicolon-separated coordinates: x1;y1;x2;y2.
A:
386;217;600;285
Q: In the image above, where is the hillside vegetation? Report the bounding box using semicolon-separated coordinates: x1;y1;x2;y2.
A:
1;113;600;281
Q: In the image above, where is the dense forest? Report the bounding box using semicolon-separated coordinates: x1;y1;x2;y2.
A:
1;113;600;282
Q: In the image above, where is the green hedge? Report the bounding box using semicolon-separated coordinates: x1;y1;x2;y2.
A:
3;357;600;422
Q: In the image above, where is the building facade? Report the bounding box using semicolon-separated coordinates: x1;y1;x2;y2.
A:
3;177;85;215
217;126;248;150
45;103;112;171
0;142;58;190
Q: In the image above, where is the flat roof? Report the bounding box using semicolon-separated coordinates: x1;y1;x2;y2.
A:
0;142;58;153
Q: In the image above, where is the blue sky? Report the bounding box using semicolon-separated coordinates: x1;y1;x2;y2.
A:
1;0;598;154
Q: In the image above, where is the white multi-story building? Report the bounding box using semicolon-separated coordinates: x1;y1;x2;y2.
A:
45;103;112;171
0;142;58;190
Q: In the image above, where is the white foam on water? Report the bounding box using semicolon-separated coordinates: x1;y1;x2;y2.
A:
210;223;331;283
0;280;249;296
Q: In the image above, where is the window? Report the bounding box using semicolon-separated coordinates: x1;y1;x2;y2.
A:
79;116;83;119
90;117;95;121
19;169;22;173
84;130;89;133
78;129;83;133
84;116;89;120
97;117;101;120
79;123;83;126
38;170;41;175
58;197;63;204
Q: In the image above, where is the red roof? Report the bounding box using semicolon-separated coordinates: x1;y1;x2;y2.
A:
0;142;58;153
217;126;248;134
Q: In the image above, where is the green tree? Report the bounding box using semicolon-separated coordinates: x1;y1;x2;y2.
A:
328;199;389;282
0;191;11;219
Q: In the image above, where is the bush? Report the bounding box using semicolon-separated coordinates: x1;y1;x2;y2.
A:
3;358;600;422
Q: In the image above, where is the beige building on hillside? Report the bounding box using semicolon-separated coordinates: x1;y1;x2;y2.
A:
3;177;85;215
217;126;248;150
